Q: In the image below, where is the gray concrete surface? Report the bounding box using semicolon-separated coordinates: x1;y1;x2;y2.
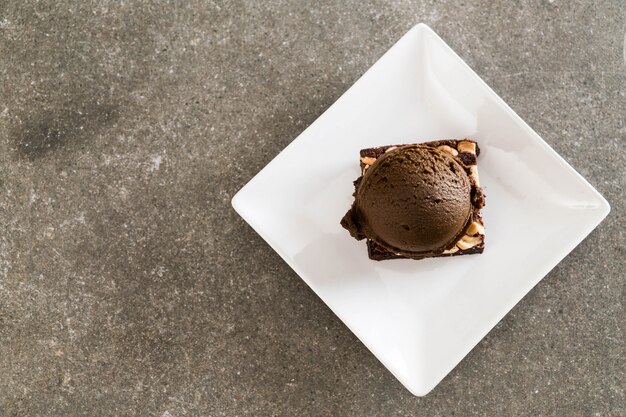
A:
1;1;624;416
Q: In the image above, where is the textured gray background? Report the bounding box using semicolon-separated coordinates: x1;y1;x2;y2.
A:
1;1;624;416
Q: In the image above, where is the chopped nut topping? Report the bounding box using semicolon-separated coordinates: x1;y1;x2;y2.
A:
442;245;459;254
437;145;459;156
458;140;476;154
360;156;377;165
469;165;480;187
466;221;485;236
456;234;482;250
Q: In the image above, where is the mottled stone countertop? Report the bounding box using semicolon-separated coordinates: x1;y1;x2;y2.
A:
1;1;624;416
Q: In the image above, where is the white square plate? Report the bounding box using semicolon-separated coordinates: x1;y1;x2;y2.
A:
231;23;610;396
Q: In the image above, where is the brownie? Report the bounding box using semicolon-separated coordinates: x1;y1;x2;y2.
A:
354;139;486;261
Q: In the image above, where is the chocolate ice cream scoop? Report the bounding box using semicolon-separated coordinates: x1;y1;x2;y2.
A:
341;145;473;258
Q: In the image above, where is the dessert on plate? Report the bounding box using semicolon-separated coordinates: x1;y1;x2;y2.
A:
341;139;485;261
